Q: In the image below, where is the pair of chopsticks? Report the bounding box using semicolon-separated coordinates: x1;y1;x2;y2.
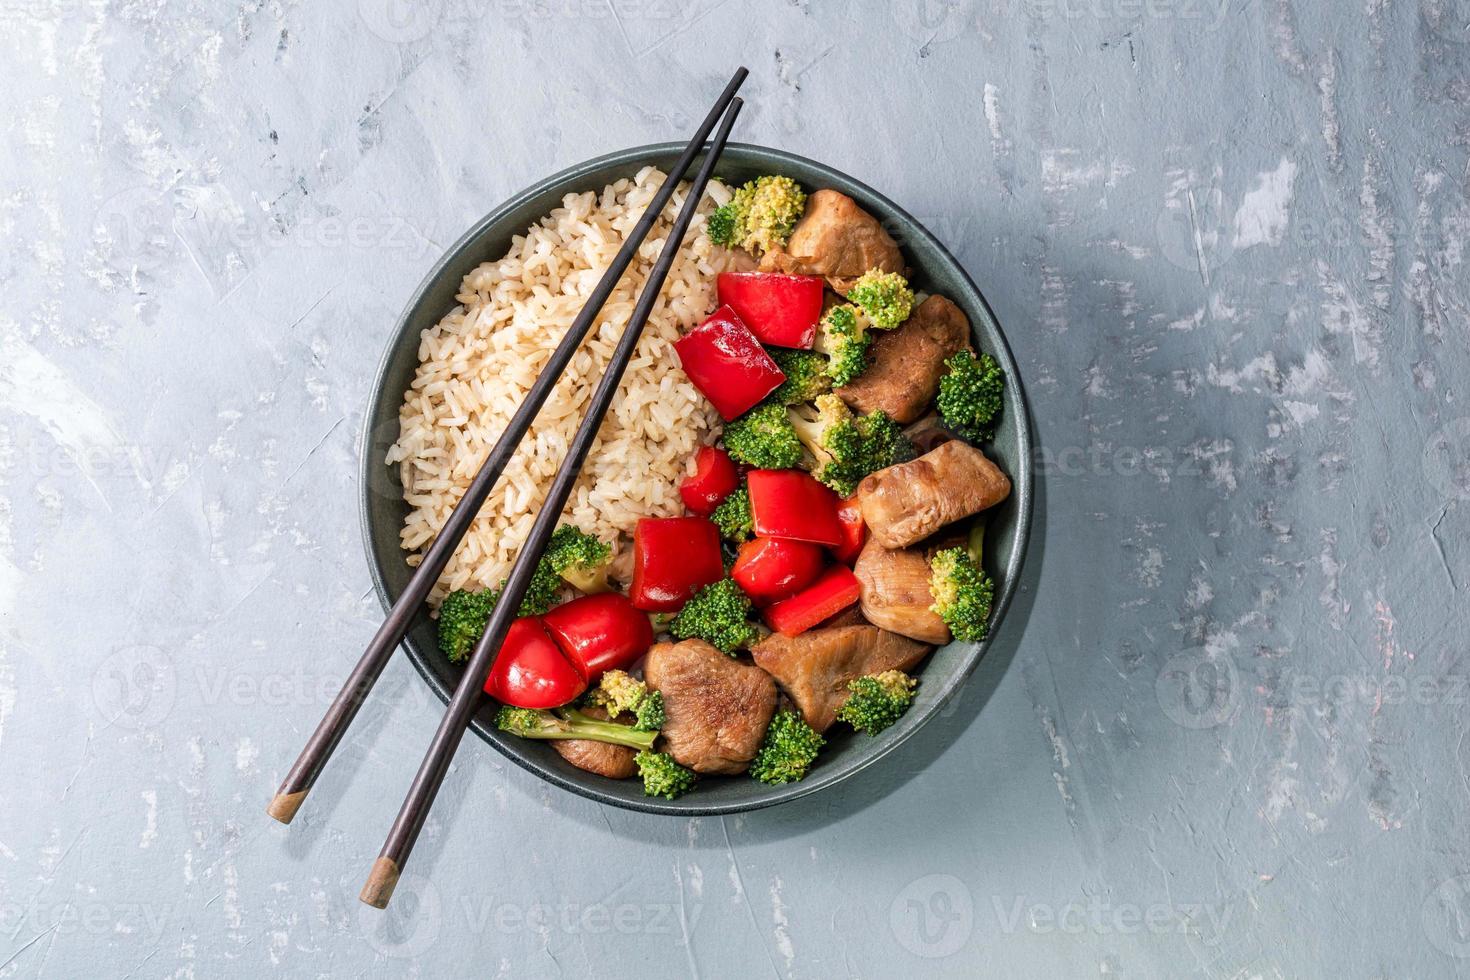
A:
268;67;749;909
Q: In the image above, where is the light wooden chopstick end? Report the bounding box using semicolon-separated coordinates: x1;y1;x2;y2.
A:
360;857;401;909
266;789;308;824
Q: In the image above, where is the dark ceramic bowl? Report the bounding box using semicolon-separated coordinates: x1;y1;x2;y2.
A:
360;142;1033;814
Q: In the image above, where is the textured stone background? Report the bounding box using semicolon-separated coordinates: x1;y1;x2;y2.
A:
3;0;1469;976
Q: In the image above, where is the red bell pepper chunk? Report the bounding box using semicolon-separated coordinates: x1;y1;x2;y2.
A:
630;516;726;612
716;272;825;349
541;592;654;677
673;305;786;420
832;497;867;565
763;566;862;637
747;469;843;547
731;537;827;605
679;446;740;516
483;617;588;708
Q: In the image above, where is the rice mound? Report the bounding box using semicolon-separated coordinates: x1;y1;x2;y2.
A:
388;167;739;604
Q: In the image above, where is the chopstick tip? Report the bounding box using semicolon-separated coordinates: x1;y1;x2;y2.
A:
266;789;308;824
360;857;402;909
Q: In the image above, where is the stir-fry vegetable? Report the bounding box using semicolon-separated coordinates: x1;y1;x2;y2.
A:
707;175;806;254
436;588;498;663
670;578;758;654
723;402;803;470
541;593;654;677
496;705;657;751
716;272;824;348
929;523;994;642
747;468;843;547
813;303;872;388
763;565;862;637
635;750;698;799
674;305;787;420
750;710;825;785
709;485;754;543
836;670;917;735
679;446;740;516
787;394;914;496
846;269;914;329
936;349;1005;442
544;524;614;593
766;348;832;406
630;517;726;612
731;537;826;605
482;617;588;708
582;670;665;732
832;498;867;565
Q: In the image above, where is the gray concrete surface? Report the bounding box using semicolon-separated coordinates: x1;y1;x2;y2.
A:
2;0;1469;976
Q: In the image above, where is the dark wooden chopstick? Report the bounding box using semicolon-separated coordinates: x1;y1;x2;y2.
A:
359;96;744;909
267;67;748;827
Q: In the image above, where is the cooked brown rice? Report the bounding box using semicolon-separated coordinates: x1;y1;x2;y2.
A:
387;167;741;604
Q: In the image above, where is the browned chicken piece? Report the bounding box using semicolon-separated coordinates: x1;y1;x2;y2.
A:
857;440;1011;549
644;639;777;775
853;537;951;645
759;189;905;293
751;626;931;732
816;605;868;630
549;705;637;779
838;295;972;423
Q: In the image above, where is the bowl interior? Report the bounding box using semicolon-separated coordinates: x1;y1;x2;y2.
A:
359;143;1033;814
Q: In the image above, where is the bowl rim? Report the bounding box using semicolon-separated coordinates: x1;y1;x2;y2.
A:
358;141;1034;815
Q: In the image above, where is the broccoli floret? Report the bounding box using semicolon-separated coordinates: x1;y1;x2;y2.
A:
583;669;644;716
787;394;914;496
749;710;824;785
723;402;803;470
929;523;994;642
767;348;832;406
670;578;757;654
836;670;917;735
937;350;1005;442
634;691;666;732
635;750;697;799
583;670;666;732
436;588;498;663
509;560;562;618
706;204;739;247
544;524;614;593
709;175;806;254
846;270;914;329
435;560;562;662
812;303;873;388
496;705;657;751
710;486;754;544
742;176;806;252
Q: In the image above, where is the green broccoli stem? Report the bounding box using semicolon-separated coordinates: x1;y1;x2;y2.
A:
508;708;657;751
561;564;612;593
967;520;985;565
